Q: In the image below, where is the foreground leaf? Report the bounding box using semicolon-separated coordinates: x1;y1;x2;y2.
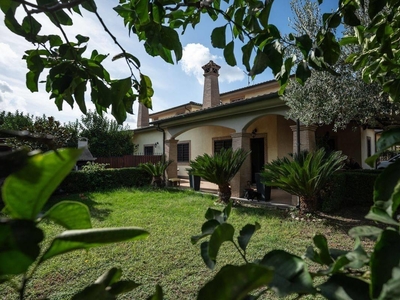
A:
370;230;400;298
260;250;316;297
0;219;43;275
318;274;369;300
41;227;149;262
197;264;273;300
3;149;82;220
72;267;140;299
42;201;92;229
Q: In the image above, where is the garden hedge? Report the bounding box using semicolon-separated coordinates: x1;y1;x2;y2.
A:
59;167;152;193
320;169;381;212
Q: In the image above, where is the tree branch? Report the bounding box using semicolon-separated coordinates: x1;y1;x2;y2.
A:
14;0;88;14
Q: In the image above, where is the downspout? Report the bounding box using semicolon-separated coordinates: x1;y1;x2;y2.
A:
296;119;301;155
156;124;165;163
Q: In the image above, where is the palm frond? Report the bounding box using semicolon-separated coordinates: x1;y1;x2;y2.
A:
261;148;346;198
189;148;251;186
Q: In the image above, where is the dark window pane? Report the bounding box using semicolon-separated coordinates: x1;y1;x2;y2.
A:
177;143;189;162
144;146;154;155
214;139;232;153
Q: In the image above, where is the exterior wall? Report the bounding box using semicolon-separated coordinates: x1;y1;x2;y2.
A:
277;116;295;158
220;81;280;104
316;124;362;166
249;115;278;162
175;126;235;177
132;130;163;154
150;104;202;121
361;128;376;169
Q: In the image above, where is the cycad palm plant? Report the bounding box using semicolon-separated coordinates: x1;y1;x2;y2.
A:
190;148;251;203
139;160;173;187
261;149;346;214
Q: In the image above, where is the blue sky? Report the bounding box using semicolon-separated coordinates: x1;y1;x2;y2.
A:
0;0;338;129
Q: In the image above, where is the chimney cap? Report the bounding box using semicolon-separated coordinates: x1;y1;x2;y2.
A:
202;60;221;74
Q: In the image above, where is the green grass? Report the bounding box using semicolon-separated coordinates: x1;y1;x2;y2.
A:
1;188;365;299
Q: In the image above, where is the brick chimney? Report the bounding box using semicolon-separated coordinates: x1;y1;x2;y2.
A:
202;60;221;108
137;102;149;128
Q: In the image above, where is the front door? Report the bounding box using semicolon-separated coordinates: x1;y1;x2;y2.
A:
250;138;265;183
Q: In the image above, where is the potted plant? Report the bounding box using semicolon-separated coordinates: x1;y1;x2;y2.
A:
139;160;173;187
189;148;250;203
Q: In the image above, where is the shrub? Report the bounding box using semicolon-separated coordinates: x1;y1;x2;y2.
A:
320;169;380;212
81;161;110;172
60;167;152;193
262;149;346;214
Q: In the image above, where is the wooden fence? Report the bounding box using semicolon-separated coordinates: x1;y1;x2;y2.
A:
95;155;162;168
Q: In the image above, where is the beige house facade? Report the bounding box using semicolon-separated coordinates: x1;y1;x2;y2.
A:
133;61;377;198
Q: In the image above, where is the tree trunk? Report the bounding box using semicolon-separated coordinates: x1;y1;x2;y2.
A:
152;176;162;188
218;184;231;203
299;195;318;214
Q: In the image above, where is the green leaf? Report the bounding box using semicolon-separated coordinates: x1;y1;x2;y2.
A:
191;219;220;244
139;73;153;108
376;127;400;153
111;77;132;124
368;0;386;19
208;223;234;261
370;230;400;298
76;34;89;44
2;149;82;220
211;25;226;49
204;207;225;223
147;285;163;300
81;0;96;12
160;26;182;62
379;267;400;300
71;268;139;300
295;61;311;85
260;250;316;297
365;207;400;226
42;201;92;230
200;241;215;269
339;36;358;46
0;219;43;276
369;159;400;218
223;41;236;67
238;222;260;252
42;227;149;262
242;41;253;72
74;80;87;114
109;280;141;295
258;2;273;28
197;264;273;300
37;0;73;26
250;49;269;76
318;274;370;300
314;234;334;264
96;267;122;285
348;226;383;240
21;15;42;37
323;13;341;29
112;52;141;68
295;34;313;57
136;0;150;25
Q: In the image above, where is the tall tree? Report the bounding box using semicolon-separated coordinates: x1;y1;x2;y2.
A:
0;112;76;151
282;0;394;130
78;110;133;157
0;111;33;130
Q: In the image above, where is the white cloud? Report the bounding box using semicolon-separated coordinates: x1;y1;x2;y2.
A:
0;80;12;93
220;66;245;83
180;43;244;84
180;43;218;84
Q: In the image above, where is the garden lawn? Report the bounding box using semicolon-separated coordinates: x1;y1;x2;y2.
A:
1;188;369;299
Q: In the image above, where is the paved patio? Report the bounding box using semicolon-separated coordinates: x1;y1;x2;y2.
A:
177;178;295;209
